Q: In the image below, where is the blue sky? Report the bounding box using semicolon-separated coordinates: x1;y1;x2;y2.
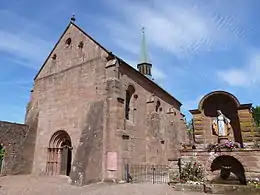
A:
1;0;260;123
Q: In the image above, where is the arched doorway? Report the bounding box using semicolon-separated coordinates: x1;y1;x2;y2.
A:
211;155;246;185
47;130;72;176
199;91;243;145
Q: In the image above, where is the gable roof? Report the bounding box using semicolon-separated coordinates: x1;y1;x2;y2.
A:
34;21;111;80
116;57;182;106
34;21;182;106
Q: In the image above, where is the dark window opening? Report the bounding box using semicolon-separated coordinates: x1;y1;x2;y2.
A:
52;54;57;60
125;91;131;120
125;85;135;120
78;41;84;49
65;38;72;46
122;135;130;140
156;100;161;112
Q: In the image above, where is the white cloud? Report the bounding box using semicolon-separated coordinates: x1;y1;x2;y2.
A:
100;0;249;95
0;10;53;69
152;66;167;81
182;95;204;111
0;30;52;69
0;80;32;85
181;94;204;121
217;51;260;87
102;0;245;58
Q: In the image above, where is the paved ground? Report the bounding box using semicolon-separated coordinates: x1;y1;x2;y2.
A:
0;175;208;195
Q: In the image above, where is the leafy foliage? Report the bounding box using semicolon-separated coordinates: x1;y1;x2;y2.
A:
186;119;194;143
248;178;260;188
253;140;260;148
252;106;260;127
180;161;203;183
207;141;241;152
0;147;5;160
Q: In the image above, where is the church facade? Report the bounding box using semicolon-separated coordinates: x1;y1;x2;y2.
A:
22;21;187;184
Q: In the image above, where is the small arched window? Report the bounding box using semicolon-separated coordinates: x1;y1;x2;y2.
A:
78;41;84;49
65;38;72;46
156;100;161;112
52;54;57;60
125;85;135;120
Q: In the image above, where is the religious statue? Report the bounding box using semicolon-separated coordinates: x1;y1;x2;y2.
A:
212;110;231;138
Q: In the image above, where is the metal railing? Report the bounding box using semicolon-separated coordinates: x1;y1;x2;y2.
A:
123;164;169;184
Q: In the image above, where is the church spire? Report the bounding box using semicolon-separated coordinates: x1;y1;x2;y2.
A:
137;27;152;79
140;27;149;64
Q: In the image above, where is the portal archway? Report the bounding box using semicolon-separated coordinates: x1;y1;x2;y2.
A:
199;91;242;144
211;155;246;185
46;130;72;176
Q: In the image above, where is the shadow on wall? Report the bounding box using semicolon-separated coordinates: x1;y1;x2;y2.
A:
70;100;104;186
200;92;243;145
210;155;246;185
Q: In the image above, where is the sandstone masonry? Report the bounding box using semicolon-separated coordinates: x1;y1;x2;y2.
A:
20;21;187;185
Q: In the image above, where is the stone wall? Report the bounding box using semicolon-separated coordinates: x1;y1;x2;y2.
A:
101;58;186;181
238;107;259;142
24;22;187;184
190;91;257;145
0;121;32;175
178;149;260;180
191;111;204;144
70;100;104;185
26;22;108;180
118;63;186;166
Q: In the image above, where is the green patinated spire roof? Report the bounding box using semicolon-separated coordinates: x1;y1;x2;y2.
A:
140;27;150;64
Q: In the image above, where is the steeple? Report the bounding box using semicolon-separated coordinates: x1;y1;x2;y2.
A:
137;27;152;79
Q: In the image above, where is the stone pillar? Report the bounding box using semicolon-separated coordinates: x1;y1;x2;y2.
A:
168;158;180;182
57;149;61;175
190;110;205;144
166;108;180;160
238;106;254;143
103;58;124;182
145;95;155;164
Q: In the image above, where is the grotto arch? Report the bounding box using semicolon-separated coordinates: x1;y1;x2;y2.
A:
211;155;246;185
198;91;243;144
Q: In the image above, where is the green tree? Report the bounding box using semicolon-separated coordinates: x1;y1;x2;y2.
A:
186;119;194;144
252;106;260;127
0;146;5;160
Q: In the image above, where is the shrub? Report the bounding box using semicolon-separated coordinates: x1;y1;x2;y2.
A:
180;161;204;183
207;141;240;152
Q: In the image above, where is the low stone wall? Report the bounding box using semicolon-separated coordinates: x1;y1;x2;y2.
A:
0;121;30;175
169;183;260;194
179;148;260;180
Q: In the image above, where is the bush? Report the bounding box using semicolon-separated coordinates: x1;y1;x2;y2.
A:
180;161;204;183
0;147;5;160
207;141;240;152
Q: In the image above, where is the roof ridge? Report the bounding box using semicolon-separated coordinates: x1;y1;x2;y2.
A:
33;21;182;107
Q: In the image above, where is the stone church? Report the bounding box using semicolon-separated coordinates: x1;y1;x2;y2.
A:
0;20;187;185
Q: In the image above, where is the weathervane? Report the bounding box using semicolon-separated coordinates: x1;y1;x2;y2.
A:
70;14;76;23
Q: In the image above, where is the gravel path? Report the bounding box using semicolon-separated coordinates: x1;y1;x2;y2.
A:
0;175;207;195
